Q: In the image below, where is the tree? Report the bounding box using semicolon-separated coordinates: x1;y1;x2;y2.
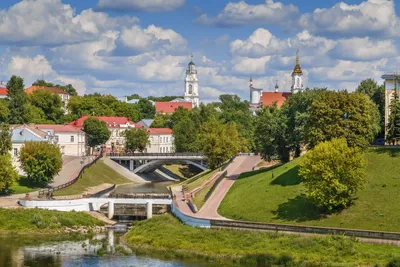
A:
7;76;27;124
0;154;19;192
254;104;289;162
138;98;155;120
199;118;244;169
28;89;64;123
19;142;62;184
33;80;77;96
83;117;111;148
112;101;140;122
24;104;50;124
299;138;366;212
173;117;200;152
306;91;380;149
0;99;10;123
0;124;12;155
151;114;170;128
123;128;150;153
386;90;400;145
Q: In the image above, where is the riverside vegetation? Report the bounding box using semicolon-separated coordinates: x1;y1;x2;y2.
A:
124;214;400;266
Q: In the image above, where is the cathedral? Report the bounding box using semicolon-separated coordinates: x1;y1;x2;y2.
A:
183;56;199;108
249;50;304;111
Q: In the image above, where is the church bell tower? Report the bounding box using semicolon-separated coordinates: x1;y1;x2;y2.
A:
184;56;199;108
291;49;304;94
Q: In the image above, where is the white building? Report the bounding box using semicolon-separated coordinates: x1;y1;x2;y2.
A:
36;124;86;156
382;73;400;141
184;57;199;108
291;49;304;94
147;128;174;153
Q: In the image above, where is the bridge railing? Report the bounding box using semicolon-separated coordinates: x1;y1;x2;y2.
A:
106;152;205;157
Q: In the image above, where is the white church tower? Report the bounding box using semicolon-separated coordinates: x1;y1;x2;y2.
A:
184;56;199;108
291;49;304;94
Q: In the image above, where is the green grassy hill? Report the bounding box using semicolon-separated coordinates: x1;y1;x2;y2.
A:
219;148;400;232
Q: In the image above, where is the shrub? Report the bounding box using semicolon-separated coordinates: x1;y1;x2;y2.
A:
31;214;47;229
387;258;400;267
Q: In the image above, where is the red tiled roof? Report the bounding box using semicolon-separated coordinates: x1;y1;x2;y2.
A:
0;87;7;96
25;86;69;95
261;92;292;107
147;128;173;135
35;124;84;133
155;102;192;113
68;116;137;128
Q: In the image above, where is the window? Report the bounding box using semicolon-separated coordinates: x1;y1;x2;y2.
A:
13;148;18;157
159;137;162;143
166;137;169;143
188;84;193;94
116;130;119;137
70;136;74;143
159;147;162;152
55;135;59;142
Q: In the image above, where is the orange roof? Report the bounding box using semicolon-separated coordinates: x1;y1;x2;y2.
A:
147;128;173;135
35;124;84;133
0;87;7;96
261;92;292;107
155;102;192;113
68;116;137;128
25;86;69;95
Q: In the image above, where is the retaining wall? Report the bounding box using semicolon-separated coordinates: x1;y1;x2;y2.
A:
171;201;211;228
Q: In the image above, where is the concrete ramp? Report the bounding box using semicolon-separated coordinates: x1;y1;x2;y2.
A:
101;158;148;184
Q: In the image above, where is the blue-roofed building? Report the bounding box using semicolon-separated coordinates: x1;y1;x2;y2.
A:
11;125;55;174
137;119;154;129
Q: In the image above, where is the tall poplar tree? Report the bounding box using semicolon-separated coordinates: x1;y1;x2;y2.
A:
7;76;27;124
386;90;400;145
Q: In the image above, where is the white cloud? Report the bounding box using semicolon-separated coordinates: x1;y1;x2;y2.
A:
135;54;186;81
299;0;400;37
330;37;397;61
195;0;298;27
97;0;185;12
119;25;188;54
0;0;137;46
232;56;271;75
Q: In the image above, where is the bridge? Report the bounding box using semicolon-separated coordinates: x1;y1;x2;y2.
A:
106;152;207;173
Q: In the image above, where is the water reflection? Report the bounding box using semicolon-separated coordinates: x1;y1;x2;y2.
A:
112;181;173;195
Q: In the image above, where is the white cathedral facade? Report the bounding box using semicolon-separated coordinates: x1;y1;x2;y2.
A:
183;58;199;108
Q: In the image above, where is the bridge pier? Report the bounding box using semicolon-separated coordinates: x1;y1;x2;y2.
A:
129;160;134;171
146;202;153;219
108;201;114;219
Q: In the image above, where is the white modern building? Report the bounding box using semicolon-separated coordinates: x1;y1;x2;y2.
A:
36;124;86;156
147;128;174;153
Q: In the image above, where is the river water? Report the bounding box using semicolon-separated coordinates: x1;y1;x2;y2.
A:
0;231;222;267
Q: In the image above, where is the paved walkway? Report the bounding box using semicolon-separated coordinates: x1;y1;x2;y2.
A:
172;155;261;220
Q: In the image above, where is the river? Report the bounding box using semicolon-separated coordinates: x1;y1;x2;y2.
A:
0;230;224;267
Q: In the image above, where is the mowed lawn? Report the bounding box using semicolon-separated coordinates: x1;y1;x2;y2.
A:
219;148;400;232
55;160;131;196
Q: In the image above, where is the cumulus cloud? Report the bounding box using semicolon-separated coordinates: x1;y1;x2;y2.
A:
195;0;298;27
299;0;400;37
97;0;185;12
232;56;271;75
119;25;188;55
0;0;137;46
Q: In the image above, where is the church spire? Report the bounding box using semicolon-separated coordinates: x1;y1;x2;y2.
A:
292;49;303;76
275;79;279;92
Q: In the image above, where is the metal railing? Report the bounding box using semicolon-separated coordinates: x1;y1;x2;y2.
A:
106;152;205;157
38;152;103;198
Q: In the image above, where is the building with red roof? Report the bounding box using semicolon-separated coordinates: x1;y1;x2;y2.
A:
147;128;174;153
261;92;292;108
155;101;192;114
25;85;71;113
0;87;7;99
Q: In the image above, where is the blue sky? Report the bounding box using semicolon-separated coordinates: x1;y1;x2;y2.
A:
0;0;399;102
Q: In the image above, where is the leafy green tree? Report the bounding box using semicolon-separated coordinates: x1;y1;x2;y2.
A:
32;80;77;96
83;118;111;148
148;96;181;102
127;94;140;100
67;94;117;117
199;118;243;169
123;128;150;153
24;104;50;124
306;91;380;149
356;79;385;137
0;124;12;155
112;101;140;122
299;138;366;212
0;99;10;123
7;76;27;124
138;98;155;120
386;90;400;145
173;117;200;152
19;142;62;185
0;154;19;192
254;104;289;162
151;114;170;128
28;89;64;123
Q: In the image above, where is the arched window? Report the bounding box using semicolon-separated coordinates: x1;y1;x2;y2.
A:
188;84;193;94
296;78;300;87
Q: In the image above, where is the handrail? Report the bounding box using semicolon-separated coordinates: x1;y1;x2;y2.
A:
38;152;103;198
106;152;205;157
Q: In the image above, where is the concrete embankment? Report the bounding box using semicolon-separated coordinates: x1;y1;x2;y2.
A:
101;158;148;183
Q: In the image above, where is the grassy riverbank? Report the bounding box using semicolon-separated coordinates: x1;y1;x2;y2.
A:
55;160;131;196
0;208;104;234
219;148;400;232
163;164;202;179
124;214;400;266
